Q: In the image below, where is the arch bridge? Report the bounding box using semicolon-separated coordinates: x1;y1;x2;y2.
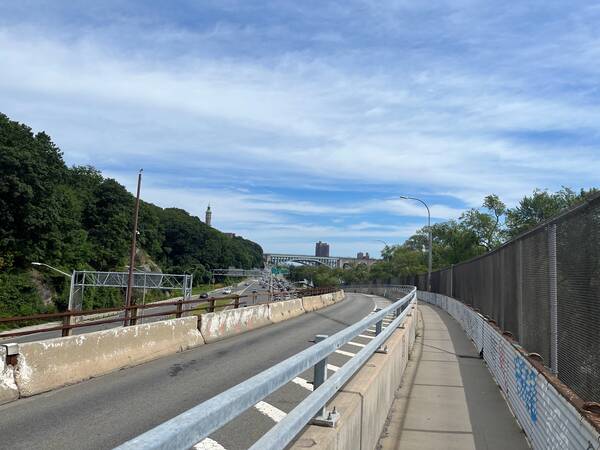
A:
264;253;340;268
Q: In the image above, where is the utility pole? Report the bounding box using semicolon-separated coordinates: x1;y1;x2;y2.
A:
124;169;143;326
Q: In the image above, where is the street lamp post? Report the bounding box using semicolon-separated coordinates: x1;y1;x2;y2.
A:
31;262;75;336
399;196;432;292
31;262;72;279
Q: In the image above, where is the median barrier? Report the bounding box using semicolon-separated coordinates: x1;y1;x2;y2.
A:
199;304;272;343
269;298;306;323
302;294;328;312
13;316;204;397
290;305;417;450
3;291;347;402
0;347;18;405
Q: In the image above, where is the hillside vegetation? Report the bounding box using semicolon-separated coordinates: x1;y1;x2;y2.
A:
0;113;263;317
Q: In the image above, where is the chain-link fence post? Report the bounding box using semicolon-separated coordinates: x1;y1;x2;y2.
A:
548;224;558;374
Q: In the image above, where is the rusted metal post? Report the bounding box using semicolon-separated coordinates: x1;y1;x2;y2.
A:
175;298;183;318
62;312;71;337
234;295;240;309
125;169;143;327
208;298;215;313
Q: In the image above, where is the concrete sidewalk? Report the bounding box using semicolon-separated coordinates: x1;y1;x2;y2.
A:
378;303;529;450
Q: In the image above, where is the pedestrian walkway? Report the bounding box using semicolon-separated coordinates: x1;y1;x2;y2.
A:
378;303;530;450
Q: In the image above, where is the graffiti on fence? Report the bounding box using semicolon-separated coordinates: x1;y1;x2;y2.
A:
515;355;538;423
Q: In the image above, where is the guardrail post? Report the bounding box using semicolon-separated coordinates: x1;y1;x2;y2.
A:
62;312;72;337
311;334;340;427
175;298;183;318
208;298;216;313
374;308;388;354
548;224;558;374
234;295;240;309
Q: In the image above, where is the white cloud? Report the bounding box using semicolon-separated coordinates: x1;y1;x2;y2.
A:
2;3;600;254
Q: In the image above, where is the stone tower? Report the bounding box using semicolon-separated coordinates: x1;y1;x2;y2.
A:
205;204;212;227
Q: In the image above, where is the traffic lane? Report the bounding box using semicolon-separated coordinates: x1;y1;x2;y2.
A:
0;293;375;450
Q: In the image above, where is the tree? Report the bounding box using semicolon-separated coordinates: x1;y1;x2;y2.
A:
505;187;596;238
460;194;507;251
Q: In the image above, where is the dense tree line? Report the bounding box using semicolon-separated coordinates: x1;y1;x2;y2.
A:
0;113;263;317
289;187;597;286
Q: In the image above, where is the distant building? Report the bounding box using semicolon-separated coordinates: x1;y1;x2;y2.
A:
205;204;212;227
315;241;330;257
357;252;364;259
224;232;236;238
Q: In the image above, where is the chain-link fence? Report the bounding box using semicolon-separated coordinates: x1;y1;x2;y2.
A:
399;194;600;403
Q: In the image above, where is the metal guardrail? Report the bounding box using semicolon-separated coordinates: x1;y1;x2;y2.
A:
115;286;417;450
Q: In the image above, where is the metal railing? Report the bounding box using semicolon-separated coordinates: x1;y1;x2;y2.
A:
0;286;337;339
115;286;417;450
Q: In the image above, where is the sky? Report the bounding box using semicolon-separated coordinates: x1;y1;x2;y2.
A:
1;1;599;257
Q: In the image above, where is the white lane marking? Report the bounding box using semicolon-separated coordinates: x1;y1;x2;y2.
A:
347;341;366;348
292;377;313;391
327;364;340;372
358;334;375;339
194;438;227;450
335;349;356;357
254;401;287;422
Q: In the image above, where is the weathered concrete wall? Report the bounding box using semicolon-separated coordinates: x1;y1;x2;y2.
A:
0;347;18;405
14;316;204;397
290;303;417;450
199;304;272;343
2;291;346;403
269;298;305;323
302;295;328;312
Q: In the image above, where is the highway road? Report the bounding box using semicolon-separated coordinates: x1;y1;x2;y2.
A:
0;293;391;450
0;280;273;344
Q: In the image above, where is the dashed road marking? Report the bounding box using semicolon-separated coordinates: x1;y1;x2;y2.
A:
254;401;287;422
327;364;340;372
347;341;366;348
358;334;375;339
194;438;227;450
292;377;313;391
335;349;356;357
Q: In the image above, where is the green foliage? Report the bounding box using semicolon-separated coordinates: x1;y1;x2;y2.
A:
0;272;51;329
0;113;264;319
288;265;342;287
460;194;507;250
359;188;597;284
505;187;596;238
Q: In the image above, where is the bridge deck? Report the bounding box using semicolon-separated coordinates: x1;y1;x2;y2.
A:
379;303;529;450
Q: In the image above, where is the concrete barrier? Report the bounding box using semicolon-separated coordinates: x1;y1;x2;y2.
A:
199;304;272;343
290;306;417;450
2;291;345;402
269;298;306;323
0;347;18;405
302;295;328;312
14;316;204;397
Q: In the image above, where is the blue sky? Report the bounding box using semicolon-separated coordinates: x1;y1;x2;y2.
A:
1;1;599;257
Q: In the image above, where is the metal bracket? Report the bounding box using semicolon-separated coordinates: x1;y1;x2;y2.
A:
376;345;389;354
312;406;340;427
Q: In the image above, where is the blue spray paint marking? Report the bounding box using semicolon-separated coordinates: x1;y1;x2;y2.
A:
515;355;537;423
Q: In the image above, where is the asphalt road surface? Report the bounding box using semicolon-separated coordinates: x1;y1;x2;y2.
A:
0;293;392;450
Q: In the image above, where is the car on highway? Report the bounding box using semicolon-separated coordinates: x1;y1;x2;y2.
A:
223;288;232;295
200;292;209;299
